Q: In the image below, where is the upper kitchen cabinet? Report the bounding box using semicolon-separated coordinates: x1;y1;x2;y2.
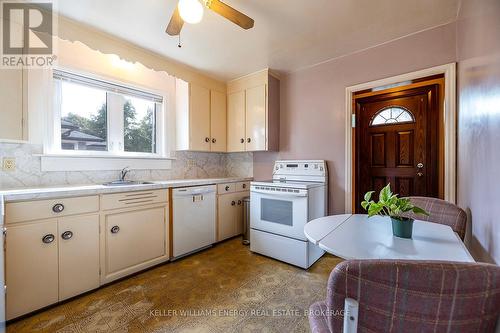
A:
0;69;27;141
176;80;227;152
227;69;279;152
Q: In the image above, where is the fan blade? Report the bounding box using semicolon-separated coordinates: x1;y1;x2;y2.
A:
166;5;184;36
208;0;254;29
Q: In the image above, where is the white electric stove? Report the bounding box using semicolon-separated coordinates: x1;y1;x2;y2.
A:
250;160;328;268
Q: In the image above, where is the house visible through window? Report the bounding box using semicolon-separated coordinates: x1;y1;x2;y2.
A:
53;70;162;155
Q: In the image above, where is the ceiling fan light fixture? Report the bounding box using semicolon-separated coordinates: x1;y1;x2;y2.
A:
178;0;204;24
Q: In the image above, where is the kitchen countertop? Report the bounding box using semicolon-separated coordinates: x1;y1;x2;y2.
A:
0;177;253;202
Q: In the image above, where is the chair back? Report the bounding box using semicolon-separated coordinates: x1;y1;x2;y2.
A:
404;196;467;240
321;260;500;333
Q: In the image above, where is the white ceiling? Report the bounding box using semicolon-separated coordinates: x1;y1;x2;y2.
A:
56;0;459;81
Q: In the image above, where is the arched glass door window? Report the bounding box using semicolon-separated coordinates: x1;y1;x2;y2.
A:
370;106;415;126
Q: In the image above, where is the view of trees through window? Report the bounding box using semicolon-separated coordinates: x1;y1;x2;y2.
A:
59;80;157;154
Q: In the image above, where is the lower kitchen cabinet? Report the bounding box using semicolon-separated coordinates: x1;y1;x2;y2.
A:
5;213;100;320
101;204;168;284
58;214;100;300
5;219;59;320
217;182;249;241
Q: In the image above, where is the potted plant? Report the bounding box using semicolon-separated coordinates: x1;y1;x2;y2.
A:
361;184;429;239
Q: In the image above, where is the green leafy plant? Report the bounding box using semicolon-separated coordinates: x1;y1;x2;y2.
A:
361;184;429;220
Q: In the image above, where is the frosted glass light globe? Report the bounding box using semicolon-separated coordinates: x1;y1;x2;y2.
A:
178;0;204;24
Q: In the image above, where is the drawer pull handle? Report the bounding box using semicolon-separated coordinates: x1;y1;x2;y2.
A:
240;138;244;144
212;138;216;143
231;201;236;206
247;138;251;143
225;186;230;191
42;234;55;244
242;184;247;189
52;203;65;213
61;231;73;240
238;200;242;205
205;137;210;143
110;226;120;234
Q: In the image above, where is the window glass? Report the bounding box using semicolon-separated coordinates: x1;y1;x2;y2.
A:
123;95;156;154
370;106;415;126
60;81;107;151
261;198;293;226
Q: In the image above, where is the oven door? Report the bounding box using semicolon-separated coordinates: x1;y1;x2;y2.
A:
250;186;308;240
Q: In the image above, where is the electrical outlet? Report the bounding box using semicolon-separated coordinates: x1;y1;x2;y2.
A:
2;158;16;171
187;159;196;167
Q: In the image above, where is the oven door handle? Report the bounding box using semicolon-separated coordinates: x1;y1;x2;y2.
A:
250;189;308;197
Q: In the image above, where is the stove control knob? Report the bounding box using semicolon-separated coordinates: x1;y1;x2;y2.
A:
314;164;319;169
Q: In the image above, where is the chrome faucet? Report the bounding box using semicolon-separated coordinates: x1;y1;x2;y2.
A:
120;167;130;181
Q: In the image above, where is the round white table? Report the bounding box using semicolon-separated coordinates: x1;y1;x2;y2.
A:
304;214;475;262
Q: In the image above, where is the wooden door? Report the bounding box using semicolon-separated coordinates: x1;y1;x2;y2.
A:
210;90;227;152
58;214;100;300
227;91;246;152
355;85;439;212
245;84;267;151
6;220;59;320
189;83;211;151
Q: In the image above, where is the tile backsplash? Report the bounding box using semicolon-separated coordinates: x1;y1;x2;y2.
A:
0;143;253;189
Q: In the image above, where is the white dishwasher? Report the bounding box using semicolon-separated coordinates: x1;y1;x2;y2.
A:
172;185;216;259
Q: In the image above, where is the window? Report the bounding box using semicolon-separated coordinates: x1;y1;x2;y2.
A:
53;70;163;156
370;106;414;126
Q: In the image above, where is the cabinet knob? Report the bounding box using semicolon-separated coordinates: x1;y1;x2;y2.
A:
61;230;73;240
110;225;120;234
225;185;230;191
205;137;210;143
247;138;251;143
240;138;244;144
238;200;242;205
52;203;65;213
242;184;247;189
42;234;55;244
231;201;236;206
212;138;216;143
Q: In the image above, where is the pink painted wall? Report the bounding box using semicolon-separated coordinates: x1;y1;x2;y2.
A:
253;23;457;214
457;0;500;263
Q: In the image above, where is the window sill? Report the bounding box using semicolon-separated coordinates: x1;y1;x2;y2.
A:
39;154;174;172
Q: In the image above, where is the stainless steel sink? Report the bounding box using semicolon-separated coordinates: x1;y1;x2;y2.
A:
102;180;154;186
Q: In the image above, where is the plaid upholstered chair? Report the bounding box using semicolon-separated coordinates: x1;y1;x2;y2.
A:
309;260;500;333
403;196;467;240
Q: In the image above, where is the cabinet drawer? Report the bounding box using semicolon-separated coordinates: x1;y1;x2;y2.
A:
101;189;168;211
5;196;99;224
235;181;250;192
217;183;235;194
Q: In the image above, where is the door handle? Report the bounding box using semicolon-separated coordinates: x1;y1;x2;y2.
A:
42;234;55;244
416;163;424;177
61;231;73;240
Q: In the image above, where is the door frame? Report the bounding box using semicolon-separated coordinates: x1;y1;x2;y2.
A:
344;63;456;213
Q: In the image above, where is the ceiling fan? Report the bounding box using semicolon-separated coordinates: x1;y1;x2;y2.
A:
166;0;254;36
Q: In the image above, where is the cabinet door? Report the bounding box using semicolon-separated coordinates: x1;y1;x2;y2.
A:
210;90;227;152
245;84;267;151
105;207;165;275
58;214;100;300
189;83;211;151
234;193;248;235
217;194;237;241
227;91;246;152
0;69;25;141
6;220;58;320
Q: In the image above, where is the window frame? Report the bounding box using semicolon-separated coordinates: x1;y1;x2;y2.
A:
48;67;168;159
